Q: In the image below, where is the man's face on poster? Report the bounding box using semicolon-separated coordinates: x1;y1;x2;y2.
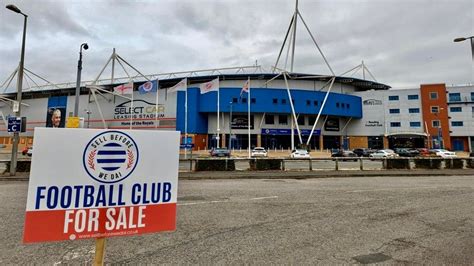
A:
52;110;61;127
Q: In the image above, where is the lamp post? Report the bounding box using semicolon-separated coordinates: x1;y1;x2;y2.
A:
6;4;27;176
454;36;474;61
74;43;88;117
229;102;233;150
84;109;92;128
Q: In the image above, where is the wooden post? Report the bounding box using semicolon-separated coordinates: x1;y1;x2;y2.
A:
94;238;106;266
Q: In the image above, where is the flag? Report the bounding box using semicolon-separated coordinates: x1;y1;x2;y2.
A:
168;78;187;93
138;80;158;94
113;82;133;95
199;78;219;94
240;79;249;97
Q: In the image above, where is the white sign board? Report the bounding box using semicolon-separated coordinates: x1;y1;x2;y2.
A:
23;128;180;243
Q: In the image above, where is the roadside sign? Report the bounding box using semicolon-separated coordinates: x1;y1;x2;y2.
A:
66;116;80;128
23;128;180;243
12;101;19;113
7;116;22;133
180;143;194;149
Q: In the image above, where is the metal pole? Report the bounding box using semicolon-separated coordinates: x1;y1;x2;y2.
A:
229;102;232;149
10;11;27;176
290;0;298;72
248;77;251;158
74;43;88;117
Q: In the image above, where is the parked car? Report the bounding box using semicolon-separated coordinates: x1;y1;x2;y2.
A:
210;148;231;157
416;148;431;157
251;147;268;157
290;149;310;159
352;148;375;157
394;148;420;157
430;149;457;158
369;149;399;159
331;150;358;161
470;152;474;158
22;146;33;157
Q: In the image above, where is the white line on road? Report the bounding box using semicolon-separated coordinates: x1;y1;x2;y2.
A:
347;186;439;193
178;196;278;206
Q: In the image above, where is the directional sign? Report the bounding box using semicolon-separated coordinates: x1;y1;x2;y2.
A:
8;117;22;133
180;144;194;149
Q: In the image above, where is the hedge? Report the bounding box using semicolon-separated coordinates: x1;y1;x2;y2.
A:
5;161;31;172
249;159;282;171
383;159;410;169
444;159;464;169
466;159;474;169
414;158;441;169
195;159;235;171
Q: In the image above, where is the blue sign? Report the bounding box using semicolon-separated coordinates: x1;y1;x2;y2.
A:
180;144;194;149
8;117;22;133
261;128;321;136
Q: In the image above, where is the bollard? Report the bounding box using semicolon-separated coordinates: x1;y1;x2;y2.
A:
282;160;285;171
309;158;312;171
189;159;193;171
335;158;339;171
359;158;363;170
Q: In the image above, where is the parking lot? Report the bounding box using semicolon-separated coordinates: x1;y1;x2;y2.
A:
1;175;473;264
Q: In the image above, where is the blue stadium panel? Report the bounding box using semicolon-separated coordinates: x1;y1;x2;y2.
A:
177;87;362;133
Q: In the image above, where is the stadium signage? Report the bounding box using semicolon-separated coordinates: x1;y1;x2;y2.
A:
114;100;165;119
363;99;382;105
23;128;180;243
365;120;383;127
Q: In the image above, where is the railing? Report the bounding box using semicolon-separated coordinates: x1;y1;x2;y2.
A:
179;157;474;172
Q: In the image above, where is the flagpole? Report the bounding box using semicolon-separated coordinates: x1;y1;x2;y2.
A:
155;80;159;129
217;78;220;148
184;78;188;159
130;82;133;130
247;77;251;158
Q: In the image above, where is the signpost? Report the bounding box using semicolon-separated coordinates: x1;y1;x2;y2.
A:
23;128;180;263
8;116;26;133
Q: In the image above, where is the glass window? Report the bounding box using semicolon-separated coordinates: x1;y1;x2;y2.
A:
389;109;400;114
308;115;316;125
407;95;419;100
448;93;461;102
336;102;340;108
390;122;401;127
272;98;278;104
297;115;305;126
278;115;288;125
242;98;247;103
410;122;421;127
431;106;439;113
306;100;311;106
313;100;318;106
451;121;463;127
471;92;474;101
450;107;462;112
432;120;440;127
232;98;238;103
408;108;420;113
281;99;287;104
265;115;274;125
347;103;350;109
251;98;256;104
389;95;399;101
430;92;438;99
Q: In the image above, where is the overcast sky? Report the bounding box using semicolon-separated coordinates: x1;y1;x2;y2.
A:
0;0;472;91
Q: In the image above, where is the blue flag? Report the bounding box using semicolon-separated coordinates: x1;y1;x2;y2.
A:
138;79;158;94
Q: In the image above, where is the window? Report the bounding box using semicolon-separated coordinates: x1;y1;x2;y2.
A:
450;107;462;112
430;92;438;99
408;108;420;113
308;116;316;125
408;95;419;100
341;103;346;108
281;99;287;104
347;103;350;109
313;100;318;106
448;93;461;102
272;98;278;104
431;106;439;113
389;109;400;114
251;98;256;104
336;102;340;108
242;98;247;103
451;121;463;127
471;92;474;101
306;100;311;106
278;115;288;125
232;98;238;103
432;120;440;127
389;95;399;101
410;122;421;127
265;115;274;125
297;115;305;126
390;122;401;127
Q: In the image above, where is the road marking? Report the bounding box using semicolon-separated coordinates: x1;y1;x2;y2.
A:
178;196;278;206
347;186;439;193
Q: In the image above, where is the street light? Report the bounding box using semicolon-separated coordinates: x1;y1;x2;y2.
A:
84;109;92;128
453;36;474;61
229;102;233;150
74;43;88;117
6;4;28;176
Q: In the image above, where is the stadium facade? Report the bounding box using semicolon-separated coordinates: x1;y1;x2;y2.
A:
0;72;472;152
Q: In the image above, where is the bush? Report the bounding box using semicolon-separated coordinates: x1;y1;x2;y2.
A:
414;158;441;169
5;161;31;172
249;159;282;171
195;159;235;171
444;159;464;169
384;159;410;169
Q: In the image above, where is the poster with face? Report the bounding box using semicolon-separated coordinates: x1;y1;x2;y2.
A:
45;96;67;128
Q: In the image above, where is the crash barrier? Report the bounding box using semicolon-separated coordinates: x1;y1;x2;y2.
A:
181;157;474;172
